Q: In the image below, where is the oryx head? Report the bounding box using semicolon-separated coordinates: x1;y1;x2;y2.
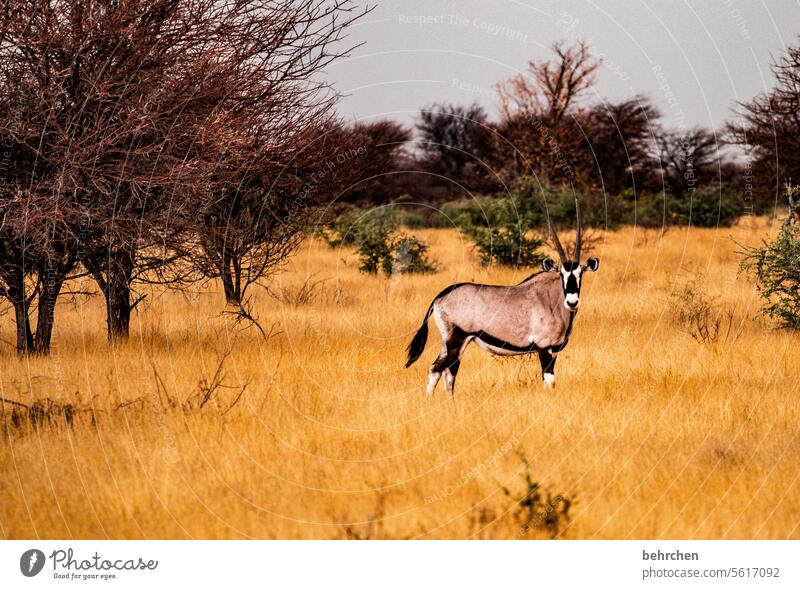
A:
541;199;599;311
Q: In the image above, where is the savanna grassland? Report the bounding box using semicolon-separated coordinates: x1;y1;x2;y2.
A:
1;219;799;540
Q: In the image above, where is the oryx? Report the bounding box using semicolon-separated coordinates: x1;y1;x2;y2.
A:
405;204;599;396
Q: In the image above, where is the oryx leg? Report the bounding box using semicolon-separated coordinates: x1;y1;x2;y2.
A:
442;360;459;397
442;334;471;398
434;344;461;398
427;308;467;398
426;368;443;397
538;348;557;388
429;339;461;397
426;308;450;397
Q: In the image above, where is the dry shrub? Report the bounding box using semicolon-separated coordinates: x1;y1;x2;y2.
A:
501;450;574;539
268;274;328;306
335;490;404;540
1;397;82;433
634;226;670;246
671;280;744;344
153;347;250;415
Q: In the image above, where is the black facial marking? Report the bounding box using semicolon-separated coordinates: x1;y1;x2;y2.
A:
559;261;582;296
565;273;579;293
561;261;579;272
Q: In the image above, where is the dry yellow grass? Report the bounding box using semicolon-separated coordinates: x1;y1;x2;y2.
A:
1;218;799;539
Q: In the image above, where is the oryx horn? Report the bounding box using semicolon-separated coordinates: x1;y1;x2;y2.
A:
573;198;582;263
548;212;567;263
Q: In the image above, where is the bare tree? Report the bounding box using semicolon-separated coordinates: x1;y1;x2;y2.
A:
727;40;800;208
496;40;600;183
0;0;370;350
0;191;79;354
498;40;599;127
656;127;721;196
195;120;357;306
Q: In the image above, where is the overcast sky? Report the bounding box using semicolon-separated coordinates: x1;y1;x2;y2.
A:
327;0;800;134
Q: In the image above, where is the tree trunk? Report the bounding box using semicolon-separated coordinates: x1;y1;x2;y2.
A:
4;268;33;355
13;299;33;354
0;262;34;355
203;244;241;305
87;249;135;341
104;251;134;341
221;262;237;304
220;255;241;305
105;273;132;341
32;270;64;355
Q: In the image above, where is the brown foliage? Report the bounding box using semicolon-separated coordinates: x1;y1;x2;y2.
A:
0;0;369;351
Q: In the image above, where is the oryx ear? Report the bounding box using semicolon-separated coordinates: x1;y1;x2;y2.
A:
585;257;600;272
542;258;557;272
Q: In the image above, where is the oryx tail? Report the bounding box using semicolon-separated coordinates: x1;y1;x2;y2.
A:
405;303;434;368
406;284;464;368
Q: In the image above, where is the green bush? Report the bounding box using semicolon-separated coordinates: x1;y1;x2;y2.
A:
321;207;435;275
393;206;453;229
669;187;741;227
463;225;546;268
631;193;668;228
357;231;436;275
440;196;520;229
356;225;394;275
505;177;626;230
507;178;742;230
384;234;436;274
630;188;742;229
319;206;398;248
442;195;546;268
739;225;800;329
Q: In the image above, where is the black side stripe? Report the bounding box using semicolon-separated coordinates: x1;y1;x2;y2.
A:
468;331;538;353
466;312;576;354
550;312;576;352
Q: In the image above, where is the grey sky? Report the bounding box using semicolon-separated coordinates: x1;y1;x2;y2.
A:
327;0;800;134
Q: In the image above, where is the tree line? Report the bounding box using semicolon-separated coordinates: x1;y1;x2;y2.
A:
348;39;800;222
